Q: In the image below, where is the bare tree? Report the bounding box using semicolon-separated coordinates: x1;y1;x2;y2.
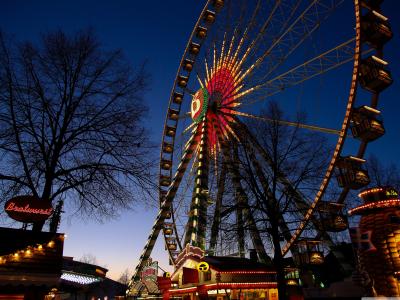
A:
79;253;99;265
365;154;400;190
118;268;133;286
0;29;155;231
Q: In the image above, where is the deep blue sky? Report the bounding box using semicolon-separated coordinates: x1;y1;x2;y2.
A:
1;1;399;280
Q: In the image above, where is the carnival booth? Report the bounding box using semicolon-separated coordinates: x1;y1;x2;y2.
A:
158;245;278;300
349;186;400;296
0;227;64;299
0;195;64;299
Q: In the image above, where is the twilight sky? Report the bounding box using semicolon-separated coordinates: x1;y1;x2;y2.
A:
1;0;399;281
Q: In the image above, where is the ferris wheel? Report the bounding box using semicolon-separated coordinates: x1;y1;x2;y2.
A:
128;0;392;292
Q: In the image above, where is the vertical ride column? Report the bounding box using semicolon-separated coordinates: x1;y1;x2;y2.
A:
184;117;210;250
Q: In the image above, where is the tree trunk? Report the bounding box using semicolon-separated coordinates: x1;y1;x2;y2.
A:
271;218;288;300
276;258;288;300
32;196;52;232
32;220;46;232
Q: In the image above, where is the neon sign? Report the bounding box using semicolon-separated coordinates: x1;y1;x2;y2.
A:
4;195;53;223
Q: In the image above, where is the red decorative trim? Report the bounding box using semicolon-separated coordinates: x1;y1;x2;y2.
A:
204;282;277;289
169;287;198;294
218;271;276;274
168;282;278;295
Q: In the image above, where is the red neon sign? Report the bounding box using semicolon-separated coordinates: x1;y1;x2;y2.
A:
4;195;53;223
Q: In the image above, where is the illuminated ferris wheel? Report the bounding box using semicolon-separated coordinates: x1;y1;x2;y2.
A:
128;0;392;292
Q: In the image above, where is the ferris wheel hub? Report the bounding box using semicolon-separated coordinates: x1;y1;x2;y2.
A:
191;88;209;123
209;91;223;111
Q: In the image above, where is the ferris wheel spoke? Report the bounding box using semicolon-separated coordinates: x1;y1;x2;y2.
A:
167;200;184;254
247;0;295;56
196;72;205;89
226;0;301;84
212;125;248;257
183;121;197;134
129;127;200;283
184;118;210;249
241;139;300;255
222;109;342;136
219;138;272;263
234;0;344;88
241;120;312;213
197;1;303;109
209;162;226;255
230;1;262;61
235;119;334;246
254;1;346;84
227;38;366;107
172;168;196;231
230;0;301;88
169;128;206;252
204;57;212;87
230;144;246;258
210;123;245;256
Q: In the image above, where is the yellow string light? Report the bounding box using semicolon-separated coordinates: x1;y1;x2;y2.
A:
0;238;59;264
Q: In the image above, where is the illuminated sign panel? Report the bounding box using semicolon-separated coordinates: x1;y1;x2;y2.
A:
386;189;398;197
4;195;53;223
141;260;159;294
